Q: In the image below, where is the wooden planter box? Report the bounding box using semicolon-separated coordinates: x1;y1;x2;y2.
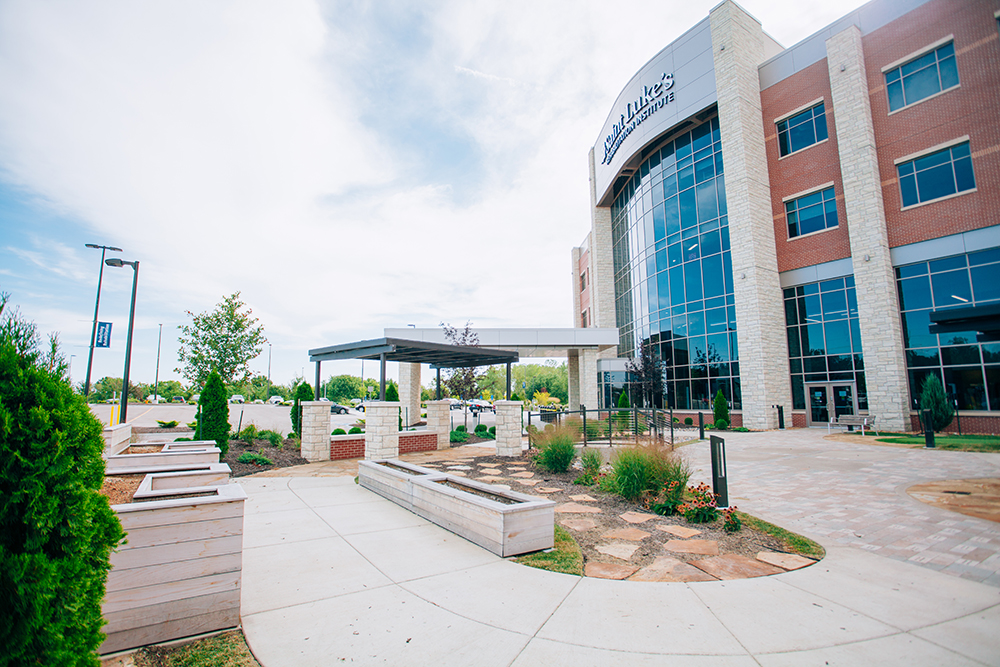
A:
105;441;221;474
101;480;246;654
359;460;554;557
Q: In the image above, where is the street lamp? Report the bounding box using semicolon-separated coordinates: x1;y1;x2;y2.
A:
105;257;139;423
83;243;122;395
154;323;162;403
267;343;272;400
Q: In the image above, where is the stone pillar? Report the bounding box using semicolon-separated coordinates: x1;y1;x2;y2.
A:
710;1;791;430
571;246;584;327
567;353;581;410
827;26;911;432
398;362;422;427
494;401;523;457
580;348;599;410
425;400;451;450
588;148;617;358
364;401;400;459
300;401;331;462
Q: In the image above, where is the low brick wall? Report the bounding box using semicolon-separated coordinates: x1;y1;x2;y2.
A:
330;435;365;461
399;431;437;454
909;413;1000;435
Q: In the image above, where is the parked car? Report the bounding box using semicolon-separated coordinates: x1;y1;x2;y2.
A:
329;403;350;415
444;398;462;410
172;396;186;403
267;396;284;405
356;401;370;413
467;399;495;414
229;395;245;404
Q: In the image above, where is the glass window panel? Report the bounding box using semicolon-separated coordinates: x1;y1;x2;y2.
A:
825;320;852;355
940;55;959;89
887;81;904;112
723;251;733;294
827;354;853;372
668;241;682;268
790;358;802;373
909;369;940;411
691;379;710;409
954;154;976;192
906;348;940;367
899;174;918;207
931;269;972;308
684;261;703;302
801;295;822;322
982;343;1000;364
785;298;798;325
696;180;718;222
655;249;668;273
694;157;714;185
929;255;965;272
788;118;815;153
968;248;1000;266
814;106;828;142
679;188;698;228
971;265;1000;303
662;172;678;199
706;308;727;333
850;318;863;354
797;201;826;235
898;276;933;311
678;164;695;191
821;290;848;319
944;366;987;410
717;178;727;216
684;237;700;262
652;204;666;241
940;331;977;347
902;309;936;348
803;323;826;356
986;366;1000;411
777;129;790;156
664;195;680;236
902;64;942;102
702;254;725;299
688;310;706;336
700;230;721;257
673;336;689;365
941;345;981;366
915;162;956;202
791;375;805;409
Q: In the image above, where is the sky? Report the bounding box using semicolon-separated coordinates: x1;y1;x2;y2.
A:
0;0;868;389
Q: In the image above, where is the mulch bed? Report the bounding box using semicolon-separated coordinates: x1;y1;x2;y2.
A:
99;474;145;505
224;438;309;477
436;451;795;573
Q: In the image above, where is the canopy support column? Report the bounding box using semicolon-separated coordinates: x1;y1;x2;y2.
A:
436;368;442;400
314;361;321;400
506;362;512;400
379;352;386;401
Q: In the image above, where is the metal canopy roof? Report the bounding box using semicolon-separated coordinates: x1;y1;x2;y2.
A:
308;337;519;368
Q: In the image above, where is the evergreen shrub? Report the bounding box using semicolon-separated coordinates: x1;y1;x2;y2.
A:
348;426;363;435
919;375;954;432
197;372;230;457
291;382;313;436
332;428;347;436
713;390;730;427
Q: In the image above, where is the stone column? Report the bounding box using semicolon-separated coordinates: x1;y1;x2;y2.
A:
588;148;617;357
581;348;599;410
567;353;581;410
425;400;451;450
398;362;422;427
709;0;791;430
494;401;523;457
571;246;583;327
364;401;400;459
827;26;911;432
300;401;331;462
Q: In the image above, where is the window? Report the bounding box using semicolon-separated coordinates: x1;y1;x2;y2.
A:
580;270;587;293
897;142;975;208
886;42;958;112
785;187;838;238
581;310;589;328
777;102;828;157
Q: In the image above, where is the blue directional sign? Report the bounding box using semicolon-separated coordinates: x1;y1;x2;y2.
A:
96;322;112;348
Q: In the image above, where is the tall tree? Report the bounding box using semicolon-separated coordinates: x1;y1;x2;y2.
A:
626;339;663;408
176;292;266;386
440;321;482;402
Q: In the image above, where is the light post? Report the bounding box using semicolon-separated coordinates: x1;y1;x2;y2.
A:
267;343;272;400
83;243;122;395
154;323;162;403
69;354;76;385
105;258;139;423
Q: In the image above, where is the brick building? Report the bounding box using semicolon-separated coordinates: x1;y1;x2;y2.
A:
572;0;1000;432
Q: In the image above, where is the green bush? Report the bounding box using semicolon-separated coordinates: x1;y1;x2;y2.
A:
920;374;954;432
0;294;125;665
186;421;198;429
714;418;729;430
488;426;496;436
455;424;467;433
615;391;631;432
197;372;230;457
684;417;693;426
611;444;690;502
291;382;313;437
581;447;602;476
450;429;469;443
237;452;273;466
156;419;179;428
584;419;605;439
679;483;719;523
534;424;577;473
474;423;488;433
332;428;347;435
238;423;259;442
258;429;284;448
732;426;750;432
348;426;363;435
713;389;730;427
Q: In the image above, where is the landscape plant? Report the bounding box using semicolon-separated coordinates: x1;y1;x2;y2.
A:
574;447;603;485
332;428;347;436
258;429;284;448
534;423;577;473
450;429;469;443
474;423;488;434
290;382;313;437
0;292;125;666
684;416;693;426
919;374;954;432
196;371;230;457
713;389;730;427
176;292;267;386
714;419;729;430
237;452;272;466
156;419;179;428
237;424;259;442
611;443;689;502
348;426;363;435
615;390;631;432
678;483;719;523
722;506;742;532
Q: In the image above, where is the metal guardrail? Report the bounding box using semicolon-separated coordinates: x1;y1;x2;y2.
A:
525;407;699;448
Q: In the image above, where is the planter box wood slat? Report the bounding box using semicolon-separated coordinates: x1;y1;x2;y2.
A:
110;534;243;571
106;552;243;593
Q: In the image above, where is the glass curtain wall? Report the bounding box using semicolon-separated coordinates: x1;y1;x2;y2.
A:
783;277;866;411
896;248;1000;411
609;115;739;410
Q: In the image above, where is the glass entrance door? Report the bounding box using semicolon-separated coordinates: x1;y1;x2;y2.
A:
806;382;858;426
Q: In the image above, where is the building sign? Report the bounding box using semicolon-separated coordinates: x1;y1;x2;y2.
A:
601;73;675;166
96;321;112;348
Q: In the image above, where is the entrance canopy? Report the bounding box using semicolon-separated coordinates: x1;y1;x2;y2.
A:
307;337;520;400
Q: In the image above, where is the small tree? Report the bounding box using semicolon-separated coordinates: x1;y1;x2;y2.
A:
919;374;954;432
625;339;663;408
196;371;230;457
616;390;631;432
385;382;399;401
176;292;267;386
291;382;313;436
0;292;125;665
713;389;730;427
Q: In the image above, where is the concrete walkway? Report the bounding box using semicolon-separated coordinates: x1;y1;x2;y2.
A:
238;431;1000;666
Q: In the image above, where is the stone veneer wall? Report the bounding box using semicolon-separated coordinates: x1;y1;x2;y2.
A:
300;402;331;462
709;0;791;430
364;401;400;459
424;400;451;450
567;354;581;410
826;26;911;432
588;148;617;358
398;362;422;427
494;401;523;457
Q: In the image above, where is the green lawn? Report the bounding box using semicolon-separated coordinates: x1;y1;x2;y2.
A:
736;512;825;559
875;434;1000;452
134;631;260;667
513;525;584;575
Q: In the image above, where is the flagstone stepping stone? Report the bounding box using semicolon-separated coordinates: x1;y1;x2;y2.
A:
691;555;784;580
536;487;563;494
664;539;719;555
449;471;467;477
585;562;638;580
570;494;598;502
478;463;501;468
602;527;651;541
555;502;602;513
516;479;539;486
447;465;472;470
629;557;719;582
560;518;598;531
476;476;506;483
657;525;702;538
596;543;640;560
620;511;657;524
756;552;816;571
510;471;535;478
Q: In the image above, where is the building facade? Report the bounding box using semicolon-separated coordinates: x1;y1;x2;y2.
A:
572;0;1000;432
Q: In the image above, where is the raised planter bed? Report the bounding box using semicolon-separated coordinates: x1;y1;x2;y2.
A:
101;479;246;654
105;441;221;474
358;459;554;557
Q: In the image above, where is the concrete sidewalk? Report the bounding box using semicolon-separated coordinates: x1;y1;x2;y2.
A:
238;449;1000;665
